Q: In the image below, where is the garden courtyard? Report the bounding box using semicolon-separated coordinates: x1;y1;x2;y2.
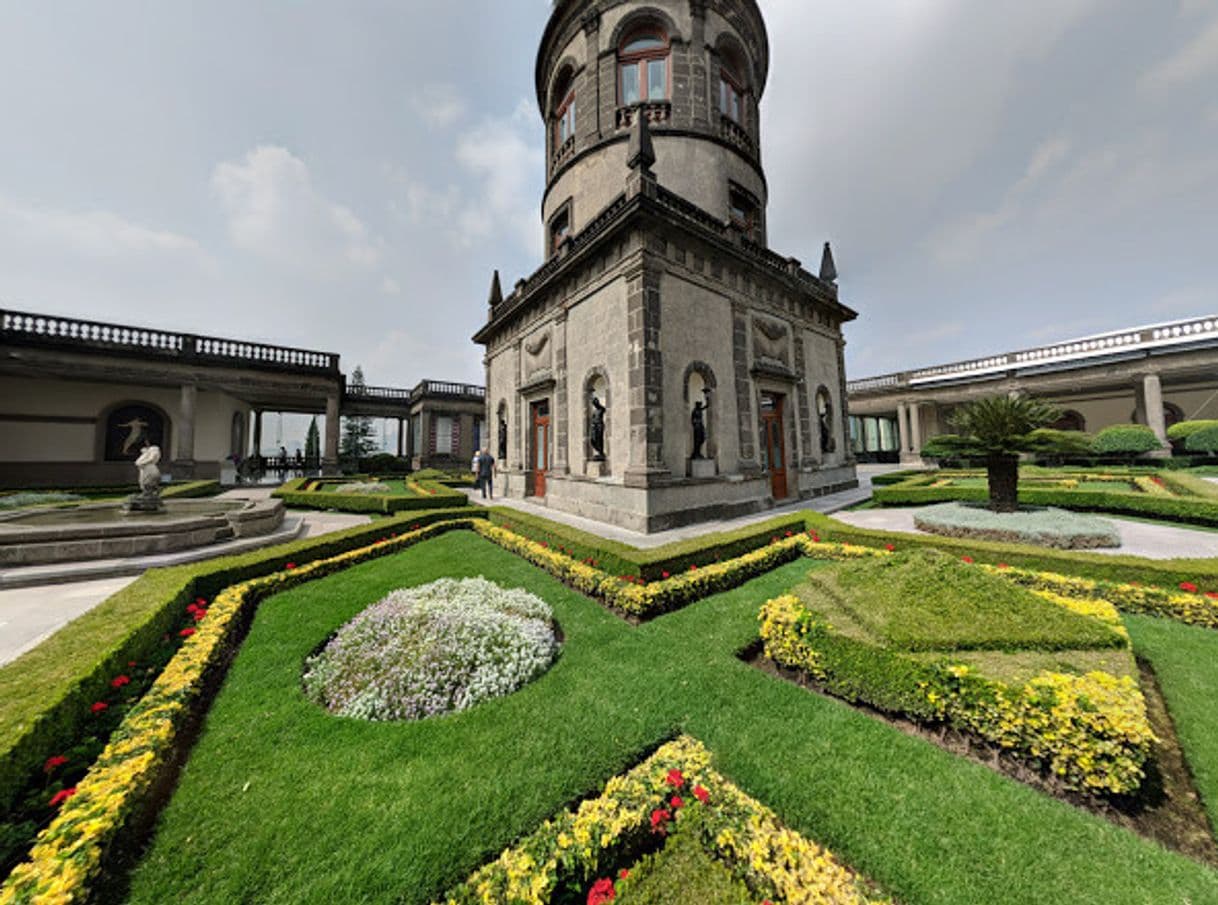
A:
5;456;1218;904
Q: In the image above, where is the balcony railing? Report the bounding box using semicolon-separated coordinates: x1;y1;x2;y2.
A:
719;115;755;154
1;309;340;373
847;315;1218;395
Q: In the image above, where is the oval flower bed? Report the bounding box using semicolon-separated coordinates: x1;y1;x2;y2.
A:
333;481;393;495
913;502;1121;550
303;577;560;721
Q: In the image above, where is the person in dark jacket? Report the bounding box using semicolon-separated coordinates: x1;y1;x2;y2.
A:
476;448;496;499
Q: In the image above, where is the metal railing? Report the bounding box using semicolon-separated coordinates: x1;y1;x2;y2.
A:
847;315;1218;395
1;309;340;373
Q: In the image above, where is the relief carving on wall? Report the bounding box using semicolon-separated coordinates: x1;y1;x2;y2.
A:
751;316;791;369
523;329;553;379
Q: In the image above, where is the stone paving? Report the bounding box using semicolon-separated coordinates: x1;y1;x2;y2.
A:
834;506;1218;560
0;489;370;667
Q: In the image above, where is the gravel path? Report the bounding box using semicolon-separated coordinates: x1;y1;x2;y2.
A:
834;507;1218;560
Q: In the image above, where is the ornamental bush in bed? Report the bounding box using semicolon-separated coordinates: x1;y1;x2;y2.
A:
303;577;559;721
914;501;1121;549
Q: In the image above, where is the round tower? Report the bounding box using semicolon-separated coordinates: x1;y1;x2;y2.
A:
536;0;770;254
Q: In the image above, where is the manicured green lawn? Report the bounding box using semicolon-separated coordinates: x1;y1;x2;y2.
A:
124;533;1218;904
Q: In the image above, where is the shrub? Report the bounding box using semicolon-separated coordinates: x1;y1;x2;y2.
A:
0;492;82;510
359;454;410;474
303;578;558;721
1091;425;1163;458
1167;420;1218;442
1184;425;1218;455
913;502;1121;550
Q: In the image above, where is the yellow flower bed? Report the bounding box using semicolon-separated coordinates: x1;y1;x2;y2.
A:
758;587;1156;795
440;736;885;905
1132;476;1174;497
0;519;478;905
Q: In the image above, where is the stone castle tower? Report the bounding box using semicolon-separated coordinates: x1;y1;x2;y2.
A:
475;0;858;532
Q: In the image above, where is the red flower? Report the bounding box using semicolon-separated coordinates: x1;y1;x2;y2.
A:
961;555;975;564
997;563;1010;570
49;787;77;808
661;571;670;579
649;808;671;834
884;544;895;552
1180;582;1199;593
540;541;548;548
111;675;131;688
412;524;420;530
195;597;207;606
670;795;684;809
587;878;616;905
90;701;108;714
192;609;207;621
666;768;685;789
127;660;137;668
1206;592;1218;600
186;603;199;615
44;755;68;773
689;564;698;572
619;869;629;880
771;536;779;544
284;562;297;570
179;627;196;638
693;784;709;803
785;530;794;537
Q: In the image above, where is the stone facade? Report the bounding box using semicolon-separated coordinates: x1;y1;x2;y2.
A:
476;0;858;532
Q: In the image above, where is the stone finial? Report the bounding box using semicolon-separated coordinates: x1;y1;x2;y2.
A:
627;109;656;172
819;242;838;283
487;269;503;307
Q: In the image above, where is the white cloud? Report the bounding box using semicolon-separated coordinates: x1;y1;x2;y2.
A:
211;145;384;276
1140;14;1218;90
410;83;467;129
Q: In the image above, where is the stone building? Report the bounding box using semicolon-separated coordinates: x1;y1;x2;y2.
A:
847;315;1218;463
474;0;858;532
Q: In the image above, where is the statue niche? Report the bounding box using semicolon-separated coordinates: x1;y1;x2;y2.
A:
584;371;610;475
684;363;717;478
816;387;837;455
105;403;167;462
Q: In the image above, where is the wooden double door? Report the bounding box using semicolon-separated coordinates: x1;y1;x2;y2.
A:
530;399;550;497
759;392;788;500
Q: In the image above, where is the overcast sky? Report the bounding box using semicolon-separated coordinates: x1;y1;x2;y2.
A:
1;0;1216;392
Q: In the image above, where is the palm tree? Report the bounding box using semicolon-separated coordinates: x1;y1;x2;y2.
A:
924;396;1087;512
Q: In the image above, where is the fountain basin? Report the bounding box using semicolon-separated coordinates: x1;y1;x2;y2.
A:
0;498;285;566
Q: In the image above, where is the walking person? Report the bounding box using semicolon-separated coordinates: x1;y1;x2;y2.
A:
476;447;495;500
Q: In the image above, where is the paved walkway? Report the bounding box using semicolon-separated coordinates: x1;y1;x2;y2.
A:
463;464;900;549
834;506;1218;560
0;490;370;667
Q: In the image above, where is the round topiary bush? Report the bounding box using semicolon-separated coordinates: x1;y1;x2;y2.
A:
303;577;559;721
1167;420;1218;442
1184;425;1218;455
1090;424;1162;458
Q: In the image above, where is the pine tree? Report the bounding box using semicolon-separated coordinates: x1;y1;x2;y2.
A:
340;366;377;459
304;417;321;465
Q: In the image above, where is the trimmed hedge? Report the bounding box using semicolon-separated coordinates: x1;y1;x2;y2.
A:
1185;426;1218;455
486;508;808;581
1091;425;1163;457
805;511;1218;593
873;480;1218;528
0;506;484;811
1168;420;1218;442
272;477;467;514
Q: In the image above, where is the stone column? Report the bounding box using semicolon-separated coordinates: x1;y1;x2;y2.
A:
252;409;263;459
624;255;668;485
554;311;570;475
1141;373;1170;456
896;402;910;456
909;402;923;455
396;418;404;457
173;383;197;478
323;395;340;475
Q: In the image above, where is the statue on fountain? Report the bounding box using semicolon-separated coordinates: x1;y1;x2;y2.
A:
124;444;166;513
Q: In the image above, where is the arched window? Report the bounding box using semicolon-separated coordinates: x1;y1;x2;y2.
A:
1051;410;1087;432
552;70;576;151
718;47;746;123
618;24;669;105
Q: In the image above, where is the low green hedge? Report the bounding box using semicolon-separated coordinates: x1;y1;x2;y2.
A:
873;481;1218;528
0;506;486;811
272;477;466;514
0;480;219;503
486;508;808;581
805;511;1218;592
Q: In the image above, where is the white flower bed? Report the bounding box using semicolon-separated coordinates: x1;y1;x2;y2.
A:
0;492;83;510
333;482;392;495
303;577;560;721
914;502;1121;550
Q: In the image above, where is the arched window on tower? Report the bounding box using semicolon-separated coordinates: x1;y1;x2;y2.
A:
618;24;670;106
552;69;576;155
719;46;747;124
